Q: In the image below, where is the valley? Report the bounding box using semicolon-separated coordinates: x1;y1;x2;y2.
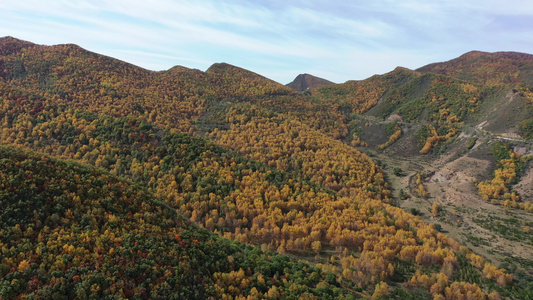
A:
1;36;533;299
361;134;533;286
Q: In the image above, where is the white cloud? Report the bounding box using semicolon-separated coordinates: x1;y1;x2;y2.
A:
1;0;532;83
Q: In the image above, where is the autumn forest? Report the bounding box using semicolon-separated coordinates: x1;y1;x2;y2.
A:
1;36;533;299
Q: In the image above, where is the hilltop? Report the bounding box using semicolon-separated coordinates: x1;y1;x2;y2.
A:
1;36;532;299
286;73;335;91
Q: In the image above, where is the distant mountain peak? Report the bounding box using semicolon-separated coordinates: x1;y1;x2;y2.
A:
205;62;294;95
286;73;335;91
206;62;263;80
206;62;254;75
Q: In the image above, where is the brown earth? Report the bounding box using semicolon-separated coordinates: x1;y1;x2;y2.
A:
357;132;533;278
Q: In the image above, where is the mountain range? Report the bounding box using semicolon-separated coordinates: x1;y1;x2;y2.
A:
1;36;532;299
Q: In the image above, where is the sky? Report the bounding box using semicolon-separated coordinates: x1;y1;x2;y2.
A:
1;0;532;84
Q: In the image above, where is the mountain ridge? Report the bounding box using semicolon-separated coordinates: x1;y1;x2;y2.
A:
1;36;533;299
416;50;533;85
4;36;533;86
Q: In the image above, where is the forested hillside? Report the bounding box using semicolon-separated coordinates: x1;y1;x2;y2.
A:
0;145;353;299
416;51;533;86
1;36;532;299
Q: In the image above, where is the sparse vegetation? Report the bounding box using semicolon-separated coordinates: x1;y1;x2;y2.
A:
467;137;477;150
410;208;421;216
518;118;533;140
477;142;532;211
377;122;402;149
393;167;405;177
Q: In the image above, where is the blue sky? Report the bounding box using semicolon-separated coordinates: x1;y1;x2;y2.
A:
1;0;532;84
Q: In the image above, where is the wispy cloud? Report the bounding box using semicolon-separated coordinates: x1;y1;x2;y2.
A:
1;0;532;83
